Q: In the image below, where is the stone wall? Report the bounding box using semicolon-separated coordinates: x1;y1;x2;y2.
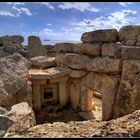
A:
0;25;140;121
49;25;140;121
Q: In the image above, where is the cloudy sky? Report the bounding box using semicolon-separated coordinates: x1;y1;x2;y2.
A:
0;2;140;44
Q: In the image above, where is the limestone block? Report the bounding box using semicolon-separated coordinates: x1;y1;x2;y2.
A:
54;43;74;53
87;57;122;74
32;81;41;112
30;56;56;68
102;43;121;58
81;29;118;43
0;53;31;107
114;60;140;118
73;43;101;56
118;25;140;46
121;46;140;60
10;35;24;44
64;53;92;70
59;81;67;106
125;39;136;46
28;36;47;58
69;70;87;78
69;79;81;109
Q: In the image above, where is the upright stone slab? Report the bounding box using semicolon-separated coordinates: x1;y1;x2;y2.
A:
28;36;47;58
59;81;67;106
114;60;140;118
69;79;81;109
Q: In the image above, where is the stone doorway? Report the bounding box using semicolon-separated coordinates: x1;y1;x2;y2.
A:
92;90;102;120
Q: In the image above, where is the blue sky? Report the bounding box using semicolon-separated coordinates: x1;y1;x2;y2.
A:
0;2;140;44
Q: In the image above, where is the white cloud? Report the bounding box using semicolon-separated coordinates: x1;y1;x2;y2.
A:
12;6;32;16
5;2;25;5
58;2;99;12
35;2;54;10
0;11;16;17
46;23;52;26
71;9;137;31
118;2;133;7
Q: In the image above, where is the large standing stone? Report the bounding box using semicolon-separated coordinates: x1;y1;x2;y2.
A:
114;60;140;118
81;72;119;120
81;29;118;43
118;25;140;46
102;43;122;58
28;36;47;58
122;46;140;60
0;53;31;107
73;43;101;56
69;79;81;109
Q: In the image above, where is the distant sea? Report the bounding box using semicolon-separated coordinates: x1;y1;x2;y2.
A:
42;39;82;45
23;39;82;45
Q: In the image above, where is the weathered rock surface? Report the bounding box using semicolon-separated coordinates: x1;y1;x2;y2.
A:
8;109;140;138
0;35;24;46
69;70;87;78
0;53;31;107
0;35;27;57
0;48;11;58
73;43;101;56
44;44;55;53
30;56;56;68
0;115;13;137
10;35;24;44
56;54;122;74
4;102;36;137
0;35;13;46
3;44;21;54
54;43;74;53
118;25;140;46
87;57;122;74
102;43;121;58
69;79;81;109
56;53;91;70
114;60;140;118
28;36;47;58
79;111;95;120
81;29;118;43
15;81;33;107
122;46;140;60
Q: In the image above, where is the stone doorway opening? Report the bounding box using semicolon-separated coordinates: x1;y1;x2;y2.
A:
92;90;102;120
